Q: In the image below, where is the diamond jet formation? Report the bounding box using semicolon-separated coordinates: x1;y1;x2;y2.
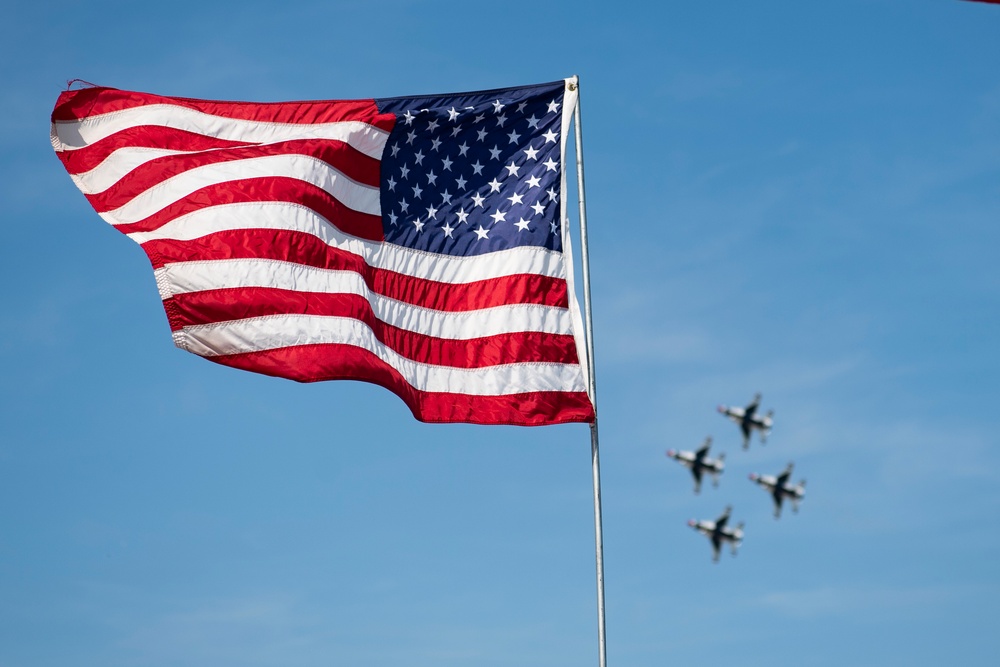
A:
749;462;806;518
666;437;725;494
688;506;745;563
718;392;774;449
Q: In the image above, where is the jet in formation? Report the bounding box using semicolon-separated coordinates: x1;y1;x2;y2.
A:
688;506;744;563
666;437;725;494
749;462;806;518
718;392;773;449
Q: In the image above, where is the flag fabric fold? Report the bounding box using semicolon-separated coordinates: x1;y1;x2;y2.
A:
51;79;596;426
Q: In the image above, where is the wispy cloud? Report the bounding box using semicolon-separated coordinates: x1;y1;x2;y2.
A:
659;69;744;104
113;594;323;666
756;583;985;619
603;324;720;365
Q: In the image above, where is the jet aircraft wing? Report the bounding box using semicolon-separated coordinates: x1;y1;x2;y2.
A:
691;467;703;493
695;440;711;460
771;489;785;515
776;463;793;486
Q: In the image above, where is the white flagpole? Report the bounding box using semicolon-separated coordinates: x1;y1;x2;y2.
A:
571;77;607;667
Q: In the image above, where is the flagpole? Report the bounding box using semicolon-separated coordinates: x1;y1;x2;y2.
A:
571;78;607;667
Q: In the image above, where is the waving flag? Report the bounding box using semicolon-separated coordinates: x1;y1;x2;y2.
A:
51;79;595;426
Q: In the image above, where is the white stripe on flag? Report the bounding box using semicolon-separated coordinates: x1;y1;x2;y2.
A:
174;314;588;395
132;203;567;283
98;154;381;223
70;147;191;194
53;106;389;159
155;260;573;339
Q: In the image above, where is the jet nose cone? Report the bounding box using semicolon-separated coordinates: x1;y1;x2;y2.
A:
666;449;676;457
687;519;696;527
749;473;758;481
717;405;725;413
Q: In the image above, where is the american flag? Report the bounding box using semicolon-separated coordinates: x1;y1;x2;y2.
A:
51;79;595;426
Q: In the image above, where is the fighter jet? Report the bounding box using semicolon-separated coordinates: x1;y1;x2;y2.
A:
666;437;725;494
688;506;745;563
749;462;806;518
718;392;773;449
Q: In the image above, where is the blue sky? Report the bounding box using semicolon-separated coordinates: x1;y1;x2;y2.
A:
2;1;999;665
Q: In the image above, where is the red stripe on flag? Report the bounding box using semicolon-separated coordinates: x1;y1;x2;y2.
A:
53;87;397;131
143;230;569;311
114;177;385;242
56;126;255;175
165;289;579;368
84;139;381;211
207;343;595;425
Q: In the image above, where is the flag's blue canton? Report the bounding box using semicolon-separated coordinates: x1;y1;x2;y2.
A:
376;83;565;257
